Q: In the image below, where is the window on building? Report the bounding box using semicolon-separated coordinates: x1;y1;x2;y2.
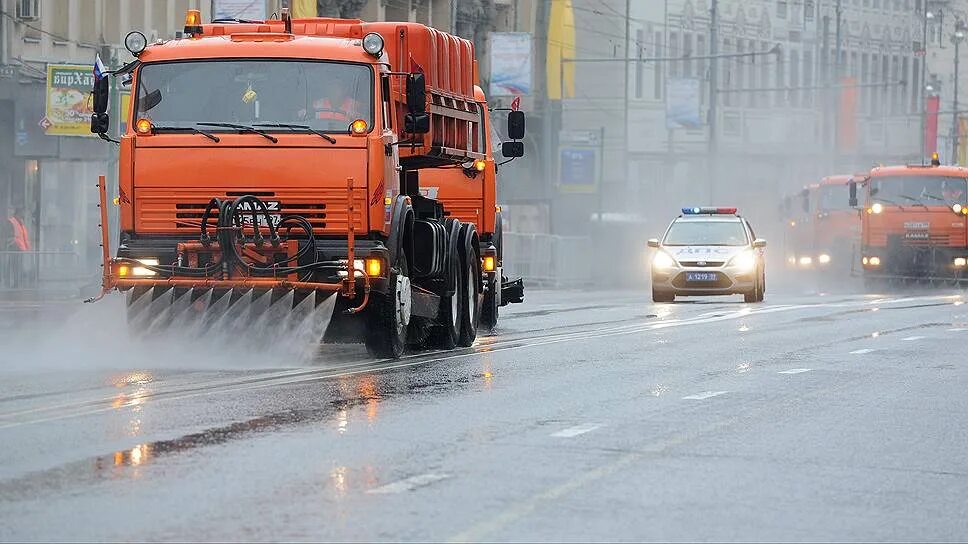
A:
669;31;679;78
891;55;901;114
655;32;664;100
805;0;815;21
777;1;788;19
775;44;786;106
761;40;770;107
901;56;910;112
747;41;757;107
79;0;96;45
803;50;813;107
723;37;733;107
635;29;645;99
684;33;695;78
51;1;69;42
696;34;706;80
790;49;800;107
151;0;168;39
871;53;881;115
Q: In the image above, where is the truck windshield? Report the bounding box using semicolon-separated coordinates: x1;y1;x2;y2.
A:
135;60;373;132
664;220;749;246
820;184;850;211
869;175;968;206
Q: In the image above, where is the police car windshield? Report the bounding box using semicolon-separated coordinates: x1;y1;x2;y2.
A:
870;175;968;205
135;60;373;132
664;220;749;246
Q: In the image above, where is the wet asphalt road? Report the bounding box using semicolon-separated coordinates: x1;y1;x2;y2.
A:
1;285;968;541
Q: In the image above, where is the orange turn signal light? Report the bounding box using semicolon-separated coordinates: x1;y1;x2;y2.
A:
473;159;486;172
482;255;496;272
364;257;383;277
135;118;152;135
118;265;130;277
350;119;368;135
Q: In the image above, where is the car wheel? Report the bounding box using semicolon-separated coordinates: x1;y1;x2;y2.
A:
652;287;674;303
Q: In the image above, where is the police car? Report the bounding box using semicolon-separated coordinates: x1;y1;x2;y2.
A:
648;207;766;303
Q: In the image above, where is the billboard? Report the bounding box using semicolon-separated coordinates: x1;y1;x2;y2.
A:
45;64;95;137
214;0;267;21
489;32;532;96
665;78;702;130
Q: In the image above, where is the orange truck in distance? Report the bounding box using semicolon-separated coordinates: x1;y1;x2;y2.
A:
850;156;968;285
87;10;526;357
783;176;859;273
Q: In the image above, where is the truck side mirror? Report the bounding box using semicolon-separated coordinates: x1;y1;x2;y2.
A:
507;110;525;140
90;76;110;134
502;141;524;158
404;112;430;134
849;180;858;208
406;73;426;114
647;238;660;248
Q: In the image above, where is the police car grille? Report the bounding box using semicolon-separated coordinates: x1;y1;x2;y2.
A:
678;261;725;267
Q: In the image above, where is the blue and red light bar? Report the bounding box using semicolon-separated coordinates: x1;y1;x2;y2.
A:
681;207;738;215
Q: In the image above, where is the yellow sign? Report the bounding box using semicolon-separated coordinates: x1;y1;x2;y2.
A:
45;63;95;136
119;92;130;134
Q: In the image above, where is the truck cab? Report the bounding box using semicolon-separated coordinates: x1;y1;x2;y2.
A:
852;161;968;283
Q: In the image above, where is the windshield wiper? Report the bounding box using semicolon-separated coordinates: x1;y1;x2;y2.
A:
898;194;929;210
874;197;905;211
254;123;336;144
151;126;220;142
196;122;278;143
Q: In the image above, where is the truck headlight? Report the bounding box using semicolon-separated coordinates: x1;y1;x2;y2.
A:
729;250;756;272
818;253;831;264
652;251;676;269
132;258;158;276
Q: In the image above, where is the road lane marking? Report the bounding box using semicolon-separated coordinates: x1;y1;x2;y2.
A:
366;473;451;494
550;424;602;438
2;294;959;430
901;335;925;341
682;391;728;400
948;328;968;332
850;348;876;355
777;368;813;374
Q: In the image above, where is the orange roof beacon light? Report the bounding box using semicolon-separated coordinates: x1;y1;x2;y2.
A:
350;119;368;135
184;9;203;36
135;118;153;135
931;151;941;166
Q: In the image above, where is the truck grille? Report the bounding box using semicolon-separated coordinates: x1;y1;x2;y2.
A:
136;188;368;235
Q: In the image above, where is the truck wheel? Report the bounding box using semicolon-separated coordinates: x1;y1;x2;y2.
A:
652;288;674;303
365;254;411;358
457;251;480;347
481;277;499;331
428;256;461;350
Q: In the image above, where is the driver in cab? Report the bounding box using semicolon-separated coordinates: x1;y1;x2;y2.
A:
299;78;363;123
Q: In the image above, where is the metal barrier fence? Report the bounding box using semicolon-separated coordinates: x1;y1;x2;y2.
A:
503;233;592;288
0;251;82;289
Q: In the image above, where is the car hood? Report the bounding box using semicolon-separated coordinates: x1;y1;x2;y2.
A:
664;245;748;262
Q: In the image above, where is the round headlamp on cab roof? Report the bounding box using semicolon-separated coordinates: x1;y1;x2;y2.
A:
125;31;148;56
362;32;385;57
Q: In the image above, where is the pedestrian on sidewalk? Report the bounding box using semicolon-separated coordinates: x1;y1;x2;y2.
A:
4;206;31;288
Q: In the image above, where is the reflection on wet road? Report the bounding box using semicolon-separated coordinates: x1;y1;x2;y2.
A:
2;289;968;541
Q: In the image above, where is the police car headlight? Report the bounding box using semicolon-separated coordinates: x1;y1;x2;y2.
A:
652;251;676;269
728;250;756;272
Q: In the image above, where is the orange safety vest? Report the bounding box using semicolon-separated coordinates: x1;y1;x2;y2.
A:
7;217;30;251
314;97;355;121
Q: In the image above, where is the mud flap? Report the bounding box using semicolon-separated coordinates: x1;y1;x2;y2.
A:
501;277;524;305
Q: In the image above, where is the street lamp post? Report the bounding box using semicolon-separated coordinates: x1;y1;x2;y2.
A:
951;22;965;164
922;10;935;162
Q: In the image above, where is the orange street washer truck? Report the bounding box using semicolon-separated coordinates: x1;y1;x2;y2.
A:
850;156;968;285
87;10;526;357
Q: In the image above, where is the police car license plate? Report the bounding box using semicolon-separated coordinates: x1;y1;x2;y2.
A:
686;272;717;282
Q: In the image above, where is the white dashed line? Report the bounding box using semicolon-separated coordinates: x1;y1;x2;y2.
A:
551;424;603;438
901;335;925;341
850;348;876;355
949;328;968;332
366;473;451;494
682;391;729;400
777;368;813;374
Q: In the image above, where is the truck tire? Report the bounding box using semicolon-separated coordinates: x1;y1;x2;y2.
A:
457;248;480;347
481;276;499;331
427;252;461;350
365;254;411;358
